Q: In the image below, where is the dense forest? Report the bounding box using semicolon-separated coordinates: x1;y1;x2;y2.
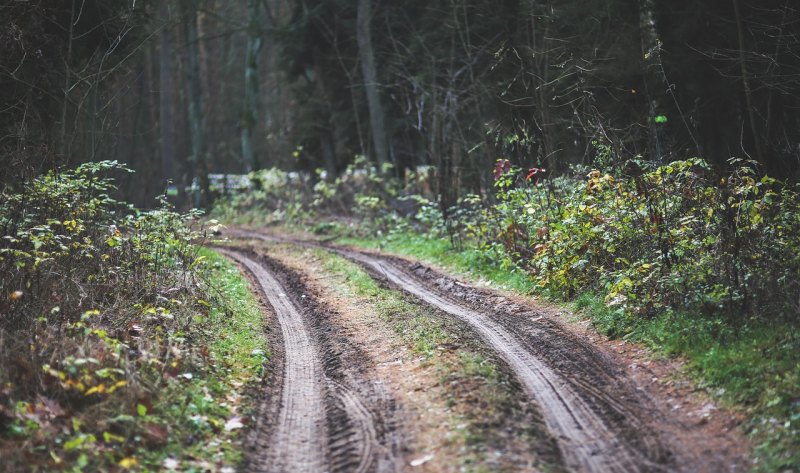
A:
3;0;799;203
2;1;800;471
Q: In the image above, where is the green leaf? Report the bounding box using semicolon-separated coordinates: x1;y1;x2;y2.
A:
137;404;147;416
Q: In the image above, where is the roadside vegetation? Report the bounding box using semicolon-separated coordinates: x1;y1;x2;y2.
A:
212;154;800;470
0;162;267;472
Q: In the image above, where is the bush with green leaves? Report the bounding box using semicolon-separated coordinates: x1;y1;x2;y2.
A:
485;157;800;325
0;161;230;470
211;155;409;232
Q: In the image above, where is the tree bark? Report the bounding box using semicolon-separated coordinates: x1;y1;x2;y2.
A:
242;0;265;172
639;0;666;163
356;0;390;169
732;0;764;162
180;0;210;207
158;0;176;185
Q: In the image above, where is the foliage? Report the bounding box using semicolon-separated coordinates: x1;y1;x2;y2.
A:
486;156;800;327
211;168;312;225
0;162;264;471
211;155;430;235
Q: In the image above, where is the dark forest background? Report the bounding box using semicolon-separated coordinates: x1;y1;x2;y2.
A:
2;0;799;207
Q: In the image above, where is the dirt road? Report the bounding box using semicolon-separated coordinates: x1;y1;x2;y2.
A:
219;248;399;473
219;230;751;473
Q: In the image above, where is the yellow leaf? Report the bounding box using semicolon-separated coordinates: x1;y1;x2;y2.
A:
108;380;127;394
103;431;125;443
119;457;138;469
85;384;106;396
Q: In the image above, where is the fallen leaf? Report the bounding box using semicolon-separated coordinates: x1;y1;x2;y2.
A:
224;416;245;431
410;453;435;467
143;423;169;446
38;396;67;418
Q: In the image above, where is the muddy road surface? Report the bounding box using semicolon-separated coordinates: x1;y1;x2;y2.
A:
218;248;400;473
219;230;751;473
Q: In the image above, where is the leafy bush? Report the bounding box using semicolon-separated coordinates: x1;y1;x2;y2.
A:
0;161;227;470
486;157;800;324
211;155;412;233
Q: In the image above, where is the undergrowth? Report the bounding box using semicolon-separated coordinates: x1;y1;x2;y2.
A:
0;162;267;471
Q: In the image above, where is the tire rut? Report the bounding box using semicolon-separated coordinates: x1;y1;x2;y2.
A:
225;229;737;473
218;248;399;473
336;249;654;473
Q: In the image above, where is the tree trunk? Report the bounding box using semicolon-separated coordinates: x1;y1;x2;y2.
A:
59;0;77;161
356;0;390;169
732;0;764;163
158;0;176;185
638;0;666;163
180;0;210;208
242;0;264;172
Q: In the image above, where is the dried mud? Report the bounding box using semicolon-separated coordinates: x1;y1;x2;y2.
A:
269;244;566;473
347;251;752;473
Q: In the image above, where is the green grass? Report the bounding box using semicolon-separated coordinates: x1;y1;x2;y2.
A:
341;231;799;471
576;293;799;471
136;248;269;471
316;247;451;358
200;248;270;379
339;231;533;293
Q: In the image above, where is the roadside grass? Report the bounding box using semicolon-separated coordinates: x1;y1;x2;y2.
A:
310;248;560;472
341;230;799;471
574;293;799;471
338;231;532;293
134;247;269;471
199;248;269;381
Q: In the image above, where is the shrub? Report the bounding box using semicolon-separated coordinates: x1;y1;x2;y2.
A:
485;157;800;323
0;161;216;470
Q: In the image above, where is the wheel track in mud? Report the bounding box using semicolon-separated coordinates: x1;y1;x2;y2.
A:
218;248;399;473
337;249;660;473
228;230;676;473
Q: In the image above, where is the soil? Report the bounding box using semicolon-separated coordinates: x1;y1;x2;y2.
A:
218;228;753;473
218;247;401;473
267;243;565;473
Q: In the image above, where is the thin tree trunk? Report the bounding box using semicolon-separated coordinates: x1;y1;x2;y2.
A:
180;0;210;207
356;0;390;169
639;0;665;162
59;0;77;161
242;0;264;172
732;0;764;162
159;0;176;185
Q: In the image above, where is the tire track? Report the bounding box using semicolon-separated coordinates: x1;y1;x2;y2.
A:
337;249;652;473
219;247;400;473
219;249;329;472
228;231;661;471
226;229;752;472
